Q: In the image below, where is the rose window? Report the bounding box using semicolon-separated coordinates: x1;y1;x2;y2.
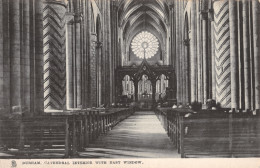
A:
131;31;159;59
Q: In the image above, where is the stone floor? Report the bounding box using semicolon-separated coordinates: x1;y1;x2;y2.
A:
79;111;180;158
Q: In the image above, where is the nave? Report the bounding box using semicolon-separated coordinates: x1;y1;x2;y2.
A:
0;110;180;158
1;0;260;159
82;111;179;158
1;107;260;158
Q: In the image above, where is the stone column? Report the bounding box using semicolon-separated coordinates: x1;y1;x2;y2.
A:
209;8;216;101
183;39;189;104
201;10;208;105
66;16;74;108
151;79;156;105
134;80;138;102
0;0;3;113
34;0;44;114
201;10;209;104
96;42;102;107
75;15;82;108
190;0;197;103
43;0;67;110
90;35;97;107
1;0;10;114
175;0;180;104
229;0;239;111
242;0;251;111
107;0;112;105
214;0;231;108
21;0;30;114
252;0;260;113
84;0;91;108
197;1;202;103
10;0;21;110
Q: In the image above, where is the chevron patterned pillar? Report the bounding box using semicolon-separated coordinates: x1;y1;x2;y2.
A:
214;0;231;108
43;0;66;111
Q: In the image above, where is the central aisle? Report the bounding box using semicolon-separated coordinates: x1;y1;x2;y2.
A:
79;111;180;158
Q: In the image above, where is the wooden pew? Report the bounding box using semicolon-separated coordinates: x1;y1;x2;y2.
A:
155;108;192;150
0;116;71;158
0;119;22;150
156;108;260;158
0;108;135;158
179;112;260;158
73;108;134;154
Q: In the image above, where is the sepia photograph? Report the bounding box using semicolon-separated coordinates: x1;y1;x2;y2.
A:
0;0;259;167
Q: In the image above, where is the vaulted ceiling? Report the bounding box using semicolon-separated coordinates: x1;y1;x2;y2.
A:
118;0;170;46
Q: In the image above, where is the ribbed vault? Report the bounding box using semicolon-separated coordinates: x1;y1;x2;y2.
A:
118;0;170;65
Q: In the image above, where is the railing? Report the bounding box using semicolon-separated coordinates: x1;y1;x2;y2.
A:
0;108;134;158
155;108;260;158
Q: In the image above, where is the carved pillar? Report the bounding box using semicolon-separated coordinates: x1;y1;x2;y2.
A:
242;0;251;111
43;0;67;110
229;0;239;111
214;0;231;108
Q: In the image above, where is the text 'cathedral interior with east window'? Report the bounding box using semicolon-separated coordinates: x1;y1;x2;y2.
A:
0;0;260;158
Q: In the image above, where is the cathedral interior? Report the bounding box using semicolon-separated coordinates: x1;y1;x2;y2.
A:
0;0;260;158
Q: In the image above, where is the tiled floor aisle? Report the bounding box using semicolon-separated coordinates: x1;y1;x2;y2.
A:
79;111;180;158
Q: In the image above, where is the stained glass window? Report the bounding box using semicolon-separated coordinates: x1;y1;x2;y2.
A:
131;31;159;59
